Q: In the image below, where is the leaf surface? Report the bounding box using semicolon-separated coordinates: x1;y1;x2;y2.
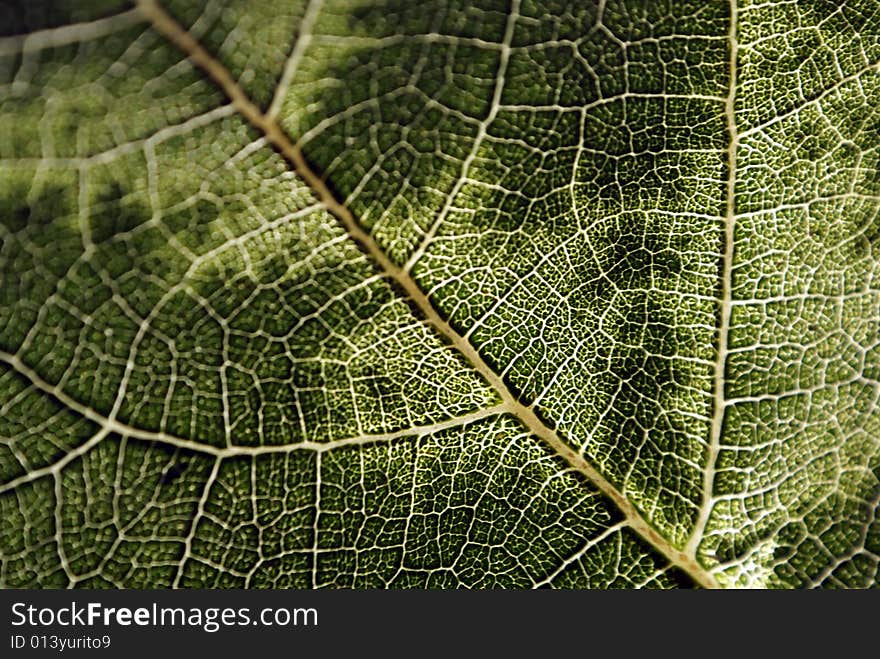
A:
1;0;878;589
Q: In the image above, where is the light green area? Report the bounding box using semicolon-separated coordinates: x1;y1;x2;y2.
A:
1;0;879;589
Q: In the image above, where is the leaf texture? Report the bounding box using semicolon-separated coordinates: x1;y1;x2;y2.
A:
0;0;878;589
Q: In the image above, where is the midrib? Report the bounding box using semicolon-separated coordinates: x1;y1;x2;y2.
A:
136;0;721;589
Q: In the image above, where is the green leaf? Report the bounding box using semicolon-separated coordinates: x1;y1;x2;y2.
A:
1;0;878;589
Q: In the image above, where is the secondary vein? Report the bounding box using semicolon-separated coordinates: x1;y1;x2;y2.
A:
685;0;739;559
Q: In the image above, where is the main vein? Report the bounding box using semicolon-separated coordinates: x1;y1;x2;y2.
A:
136;0;720;589
685;0;739;558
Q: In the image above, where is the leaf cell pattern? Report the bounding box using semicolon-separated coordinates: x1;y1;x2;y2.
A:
1;0;878;589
